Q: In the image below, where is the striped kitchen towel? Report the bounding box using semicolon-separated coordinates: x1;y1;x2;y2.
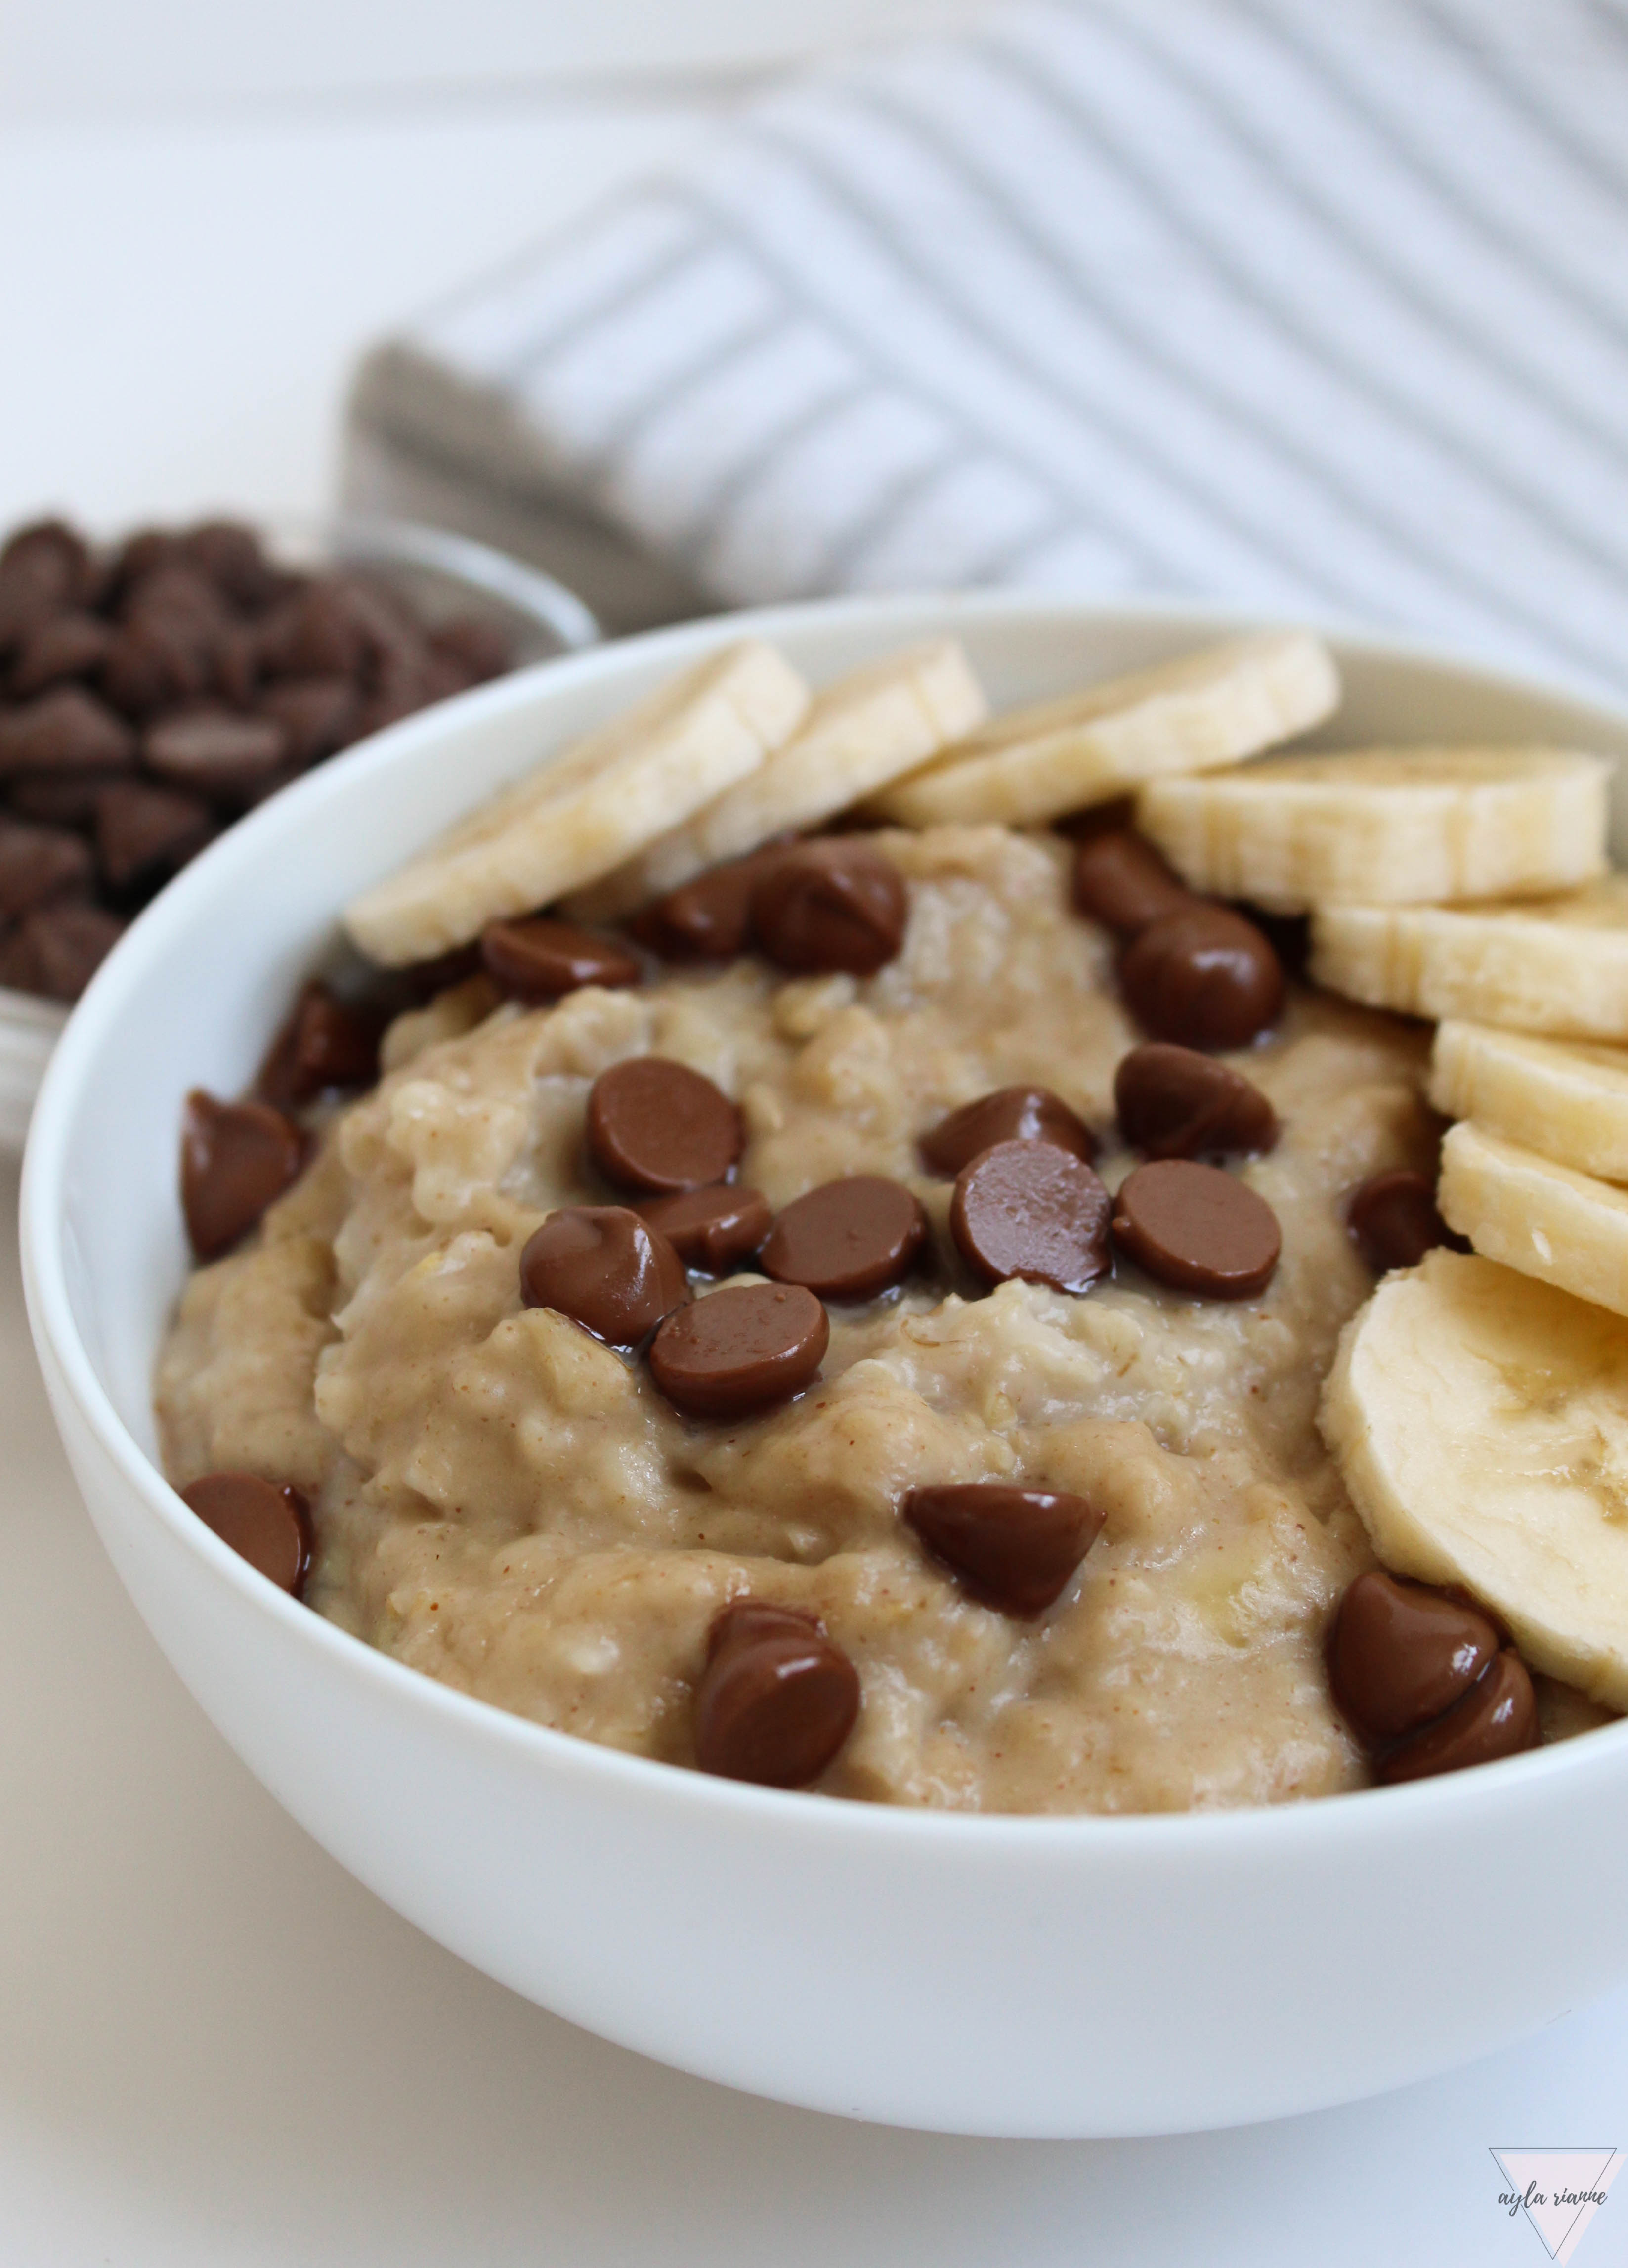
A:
345;0;1628;694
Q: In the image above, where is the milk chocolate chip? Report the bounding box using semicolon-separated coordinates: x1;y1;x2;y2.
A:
1378;1649;1537;1784
256;980;382;1109
760;1176;928;1300
694;1601;860;1787
1114;1043;1279;1160
519;1205;688;1346
0;902;124;1000
636;1184;772;1274
9;611;111;697
180;1471;313;1597
0;687;136;777
181;1090;305;1259
480;916;640;1002
950;1140;1112;1295
1328;1570;1501;1743
1112;1159;1280;1298
1119;905;1283;1050
586;1057;742;1194
902;1483;1105;1616
95;780;215;896
919;1085;1095;1178
0;816;92;918
1347;1168;1460;1273
750;839;906;976
649;1282;828;1418
143;709;289;799
629;848;786;962
1072;829;1195;936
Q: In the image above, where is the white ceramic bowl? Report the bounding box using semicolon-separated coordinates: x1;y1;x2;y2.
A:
22;595;1628;2139
0;515;598;1155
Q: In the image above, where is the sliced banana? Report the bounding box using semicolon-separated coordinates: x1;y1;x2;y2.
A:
1137;747;1607;914
1437;1120;1628;1315
344;641;810;966
564;639;987;923
1431;1021;1628;1184
1311;877;1628;1040
1321;1248;1628;1709
867;630;1338;829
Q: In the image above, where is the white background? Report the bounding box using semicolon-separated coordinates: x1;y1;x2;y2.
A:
3;4;1628;2261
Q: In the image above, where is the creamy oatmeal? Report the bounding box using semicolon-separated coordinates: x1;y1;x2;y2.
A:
156;823;1457;1812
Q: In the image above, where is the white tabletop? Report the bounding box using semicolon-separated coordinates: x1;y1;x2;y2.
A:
4;53;1628;2266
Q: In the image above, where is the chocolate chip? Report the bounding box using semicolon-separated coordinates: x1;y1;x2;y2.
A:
214;623;263;709
693;1601;859;1786
120;561;227;634
519;1204;688;1347
1072;829;1196;936
95;780;215;896
181;520;279;612
179;1471;313;1596
1114;1043;1279;1161
628;849;786;962
1111;1159;1281;1299
257;675;360;768
99;577;224;717
480;916;641;1002
0;688;136;777
1347;1168;1461;1273
256;980;382;1109
257;581;374;682
902;1483;1105;1615
5;769;130;826
1376;1649;1537;1785
750;839;906;976
9;611;111;698
398;942;485;1002
649;1282;828;1418
0;520;92;645
0;816;92;918
107;527;188;604
950;1139;1113;1295
1119;905;1284;1050
586;1056;742;1194
760;1176;928;1300
1328;1570;1501;1743
634;1184;771;1273
0;901;124;1000
181;1090;306;1259
919;1084;1095;1178
143;709;289;799
429;618;511;686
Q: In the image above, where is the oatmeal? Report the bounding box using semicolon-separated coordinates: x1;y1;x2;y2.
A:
157;823;1442;1813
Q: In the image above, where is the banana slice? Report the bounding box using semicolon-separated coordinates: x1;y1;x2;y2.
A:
344;641;810;966
1137;747;1607;914
1437;1120;1628;1314
1431;1021;1628;1184
563;639;987;923
867;630;1338;829
1311;877;1628;1039
1321;1248;1628;1708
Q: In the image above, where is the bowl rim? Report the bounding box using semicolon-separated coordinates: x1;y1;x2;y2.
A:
23;585;1628;1854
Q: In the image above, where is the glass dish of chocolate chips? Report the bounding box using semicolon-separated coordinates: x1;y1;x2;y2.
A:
0;513;597;1152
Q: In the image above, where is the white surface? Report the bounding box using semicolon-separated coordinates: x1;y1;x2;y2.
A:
23;599;1628;2161
0;0;989;124
0;101;717;534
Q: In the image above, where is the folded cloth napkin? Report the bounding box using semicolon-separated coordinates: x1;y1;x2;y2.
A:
346;0;1628;695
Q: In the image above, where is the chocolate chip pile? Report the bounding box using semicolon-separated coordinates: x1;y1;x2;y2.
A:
174;818;1503;1795
0;517;512;1004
